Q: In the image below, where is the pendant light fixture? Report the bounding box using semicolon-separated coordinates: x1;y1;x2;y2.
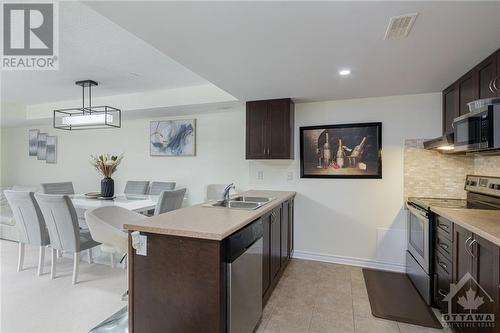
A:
53;80;121;130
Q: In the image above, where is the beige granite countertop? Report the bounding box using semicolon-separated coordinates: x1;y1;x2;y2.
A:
431;207;500;246
124;190;296;240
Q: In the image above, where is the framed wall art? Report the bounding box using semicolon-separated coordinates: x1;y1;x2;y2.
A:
150;119;196;156
300;122;382;179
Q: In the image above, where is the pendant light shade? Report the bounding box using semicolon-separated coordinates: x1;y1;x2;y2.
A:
53;80;121;130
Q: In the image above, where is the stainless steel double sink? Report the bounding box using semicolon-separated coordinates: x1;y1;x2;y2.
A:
203;196;274;210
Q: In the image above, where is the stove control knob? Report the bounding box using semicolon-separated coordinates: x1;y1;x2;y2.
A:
470;181;477;186
490;184;496;189
496;184;500;190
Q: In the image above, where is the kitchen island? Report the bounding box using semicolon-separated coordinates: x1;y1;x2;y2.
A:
125;190;296;333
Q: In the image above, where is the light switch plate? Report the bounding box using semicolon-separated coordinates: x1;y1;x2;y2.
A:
136;235;147;256
131;231;147;256
287;172;293;181
257;171;264;180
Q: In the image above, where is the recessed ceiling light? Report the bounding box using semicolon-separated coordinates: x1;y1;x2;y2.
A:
339;69;351;76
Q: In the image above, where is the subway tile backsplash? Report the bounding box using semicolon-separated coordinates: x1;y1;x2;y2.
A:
404;140;500;201
404;140;473;200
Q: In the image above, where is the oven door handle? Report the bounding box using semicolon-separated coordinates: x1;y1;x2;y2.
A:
407;204;428;220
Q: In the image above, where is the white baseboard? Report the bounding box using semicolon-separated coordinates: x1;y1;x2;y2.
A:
292;250;406;273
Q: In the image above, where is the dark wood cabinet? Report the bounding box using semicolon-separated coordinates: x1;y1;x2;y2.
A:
262;212;271;296
442;48;500;135
497;51;500;94
289;199;294;257
458;71;477;116
270;206;282;279
246;101;268;159
443;85;458;134
262;198;294;304
477;55;498;100
281;200;289;264
246;98;294;160
434;221;500;333
470;235;500;333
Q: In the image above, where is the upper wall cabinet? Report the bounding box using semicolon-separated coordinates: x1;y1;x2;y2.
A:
442;48;500;134
246;98;294;160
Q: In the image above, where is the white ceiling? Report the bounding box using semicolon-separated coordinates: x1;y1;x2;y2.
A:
86;1;500;102
1;2;208;105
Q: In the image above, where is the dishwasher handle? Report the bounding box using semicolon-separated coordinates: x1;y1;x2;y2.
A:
226;218;263;263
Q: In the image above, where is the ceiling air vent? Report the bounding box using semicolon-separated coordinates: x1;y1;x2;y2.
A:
384;13;419;40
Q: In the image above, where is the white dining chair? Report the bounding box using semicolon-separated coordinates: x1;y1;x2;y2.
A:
85;206;146;268
148;182;176;195
154;188;186;215
41;181;84;240
124;181;149;195
40;182;75;195
4;190;50;276
35;193;100;284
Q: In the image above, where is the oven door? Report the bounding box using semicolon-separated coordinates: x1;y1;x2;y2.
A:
407;204;430;274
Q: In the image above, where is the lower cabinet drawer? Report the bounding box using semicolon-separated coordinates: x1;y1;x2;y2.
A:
436;229;453;260
434;265;451;313
436;216;453;240
435;250;452;280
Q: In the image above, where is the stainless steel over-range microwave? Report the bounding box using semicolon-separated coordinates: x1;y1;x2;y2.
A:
453;104;500;152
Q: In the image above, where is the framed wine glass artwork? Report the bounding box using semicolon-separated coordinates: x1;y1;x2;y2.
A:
300;122;382;179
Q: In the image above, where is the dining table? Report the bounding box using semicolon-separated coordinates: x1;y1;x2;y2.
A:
71;194;159;213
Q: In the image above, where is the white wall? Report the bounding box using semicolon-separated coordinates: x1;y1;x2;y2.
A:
1;110;248;205
1;93;442;270
248;93;442;270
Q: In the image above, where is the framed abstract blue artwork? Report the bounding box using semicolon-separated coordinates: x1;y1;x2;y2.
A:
150;119;196;156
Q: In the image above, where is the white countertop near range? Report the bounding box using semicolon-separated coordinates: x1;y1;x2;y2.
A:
124;190;296;240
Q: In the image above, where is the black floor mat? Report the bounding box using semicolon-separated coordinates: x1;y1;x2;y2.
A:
362;269;442;329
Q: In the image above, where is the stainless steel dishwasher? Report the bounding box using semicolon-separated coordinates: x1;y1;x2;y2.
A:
226;218;263;333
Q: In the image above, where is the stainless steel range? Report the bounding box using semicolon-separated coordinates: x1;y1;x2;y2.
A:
406;175;500;305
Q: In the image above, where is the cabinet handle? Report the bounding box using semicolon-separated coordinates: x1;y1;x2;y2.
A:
490;76;499;93
267;147;270;156
438;289;447;298
468;239;477;258
438;260;448;271
440;224;449;230
438;242;449;250
465;236;472;256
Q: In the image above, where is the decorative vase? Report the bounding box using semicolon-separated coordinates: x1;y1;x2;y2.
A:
101;177;114;197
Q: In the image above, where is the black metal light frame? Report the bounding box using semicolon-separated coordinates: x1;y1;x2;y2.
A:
53;80;121;130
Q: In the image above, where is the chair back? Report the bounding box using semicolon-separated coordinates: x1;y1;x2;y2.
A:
41;182;75;195
34;193;80;252
154;188;186;215
86;206;145;254
124;181;149;195
206;184;229;201
149;182;176;195
4;190;49;246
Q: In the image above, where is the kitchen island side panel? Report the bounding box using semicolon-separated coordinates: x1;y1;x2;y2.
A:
129;232;225;333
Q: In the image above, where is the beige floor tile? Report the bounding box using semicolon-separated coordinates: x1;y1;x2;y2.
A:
354;316;401;333
353;298;376;319
264;306;314;333
309;308;354;333
315;291;353;314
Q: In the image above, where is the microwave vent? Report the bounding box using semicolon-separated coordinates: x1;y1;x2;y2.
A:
384;13;419;40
